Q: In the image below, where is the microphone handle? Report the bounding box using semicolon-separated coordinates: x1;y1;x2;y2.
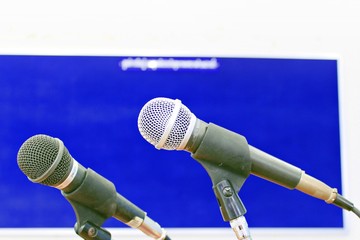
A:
116;193;166;239
249;145;337;203
250;145;360;216
185;120;358;214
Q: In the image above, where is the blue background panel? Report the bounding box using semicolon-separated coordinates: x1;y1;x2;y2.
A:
0;56;342;228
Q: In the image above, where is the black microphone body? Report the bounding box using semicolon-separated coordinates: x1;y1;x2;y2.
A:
185;119;337;204
62;164;146;228
17;134;168;240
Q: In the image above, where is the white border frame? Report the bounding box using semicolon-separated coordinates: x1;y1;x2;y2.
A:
1;0;359;239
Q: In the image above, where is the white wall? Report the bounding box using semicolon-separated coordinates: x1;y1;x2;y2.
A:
1;0;359;239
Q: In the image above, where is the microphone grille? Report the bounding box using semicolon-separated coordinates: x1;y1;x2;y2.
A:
17;134;73;186
138;97;195;150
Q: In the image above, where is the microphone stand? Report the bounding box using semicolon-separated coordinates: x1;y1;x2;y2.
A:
190;123;254;239
60;168;171;240
67;199;114;240
75;221;112;240
194;161;253;240
214;180;252;240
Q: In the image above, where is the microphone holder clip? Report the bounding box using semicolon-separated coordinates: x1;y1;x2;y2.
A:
190;123;253;239
75;221;112;240
62;168;131;240
69;199;113;240
213;179;247;221
213;179;252;240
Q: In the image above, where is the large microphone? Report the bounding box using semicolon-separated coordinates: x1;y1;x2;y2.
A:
137;97;360;219
17;134;170;240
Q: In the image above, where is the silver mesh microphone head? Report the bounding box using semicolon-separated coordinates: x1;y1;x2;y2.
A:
137;97;196;150
17;134;73;187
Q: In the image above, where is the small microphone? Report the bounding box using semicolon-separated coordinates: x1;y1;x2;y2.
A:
17;134;171;240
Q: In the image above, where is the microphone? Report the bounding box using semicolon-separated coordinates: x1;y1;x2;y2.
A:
137;97;360;219
17;134;170;240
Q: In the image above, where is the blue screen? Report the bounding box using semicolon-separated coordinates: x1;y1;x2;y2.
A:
0;55;342;228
